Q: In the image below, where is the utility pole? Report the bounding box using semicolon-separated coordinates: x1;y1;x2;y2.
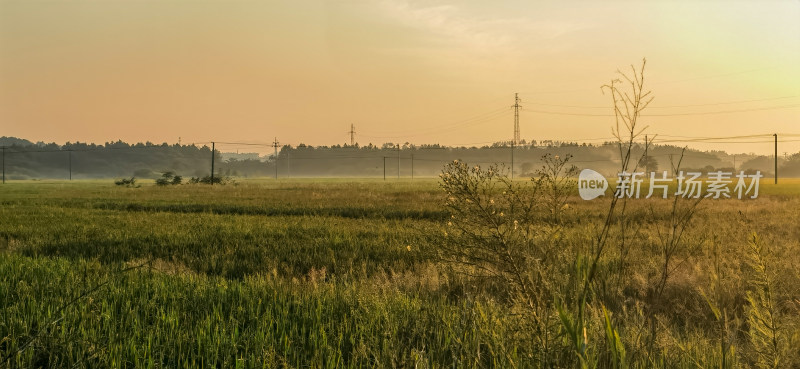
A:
512;93;521;180
349;124;356;146
669;154;674;174
411;153;414;180
644;134;648;172
272;137;280;179
397;144;400;179
774;133;778;184
210;142;215;185
511;141;514;180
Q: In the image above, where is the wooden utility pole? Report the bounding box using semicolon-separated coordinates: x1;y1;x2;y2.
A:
774;133;778;184
397;144;400;179
210;142;215;185
411;153;414;180
644;134;648;172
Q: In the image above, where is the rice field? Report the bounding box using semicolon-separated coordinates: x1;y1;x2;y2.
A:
1;178;799;368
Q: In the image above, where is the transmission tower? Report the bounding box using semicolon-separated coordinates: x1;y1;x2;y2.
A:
513;93;521;145
349;124;356;146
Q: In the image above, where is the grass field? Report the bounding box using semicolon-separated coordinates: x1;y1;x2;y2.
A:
1;178;799;368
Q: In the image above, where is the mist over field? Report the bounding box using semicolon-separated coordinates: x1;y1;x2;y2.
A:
3;136;800;181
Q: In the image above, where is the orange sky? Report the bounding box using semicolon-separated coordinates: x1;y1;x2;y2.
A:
1;1;798;155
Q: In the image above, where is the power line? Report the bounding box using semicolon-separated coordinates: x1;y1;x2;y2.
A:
654;134;772;139
649;66;781;85
207;141;274;147
520;104;800;117
656;140;775;144
517;65;786;96
525;95;799;109
360;107;511;139
2;144;205;154
6;132;798;156
645;104;800;116
650;96;799;108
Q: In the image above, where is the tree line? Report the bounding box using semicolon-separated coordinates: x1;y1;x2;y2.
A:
1;136;798;180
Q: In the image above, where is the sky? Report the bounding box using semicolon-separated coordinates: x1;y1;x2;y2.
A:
1;0;799;155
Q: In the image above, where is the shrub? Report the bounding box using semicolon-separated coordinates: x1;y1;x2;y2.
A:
189;175;230;185
437;157;577;362
114;177;137;187
155;172;181;186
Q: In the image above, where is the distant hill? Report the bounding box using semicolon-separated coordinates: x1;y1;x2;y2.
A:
0;136;34;147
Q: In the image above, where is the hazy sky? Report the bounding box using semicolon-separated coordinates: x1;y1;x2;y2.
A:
2;0;798;154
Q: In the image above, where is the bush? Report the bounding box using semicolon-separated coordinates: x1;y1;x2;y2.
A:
189;175;230;185
114;177;137;187
155;172;181;186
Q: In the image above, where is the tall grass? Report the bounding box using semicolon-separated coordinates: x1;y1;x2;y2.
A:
1;179;799;367
0;254;525;368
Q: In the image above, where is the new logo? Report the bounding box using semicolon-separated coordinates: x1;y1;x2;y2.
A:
578;169;608;200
